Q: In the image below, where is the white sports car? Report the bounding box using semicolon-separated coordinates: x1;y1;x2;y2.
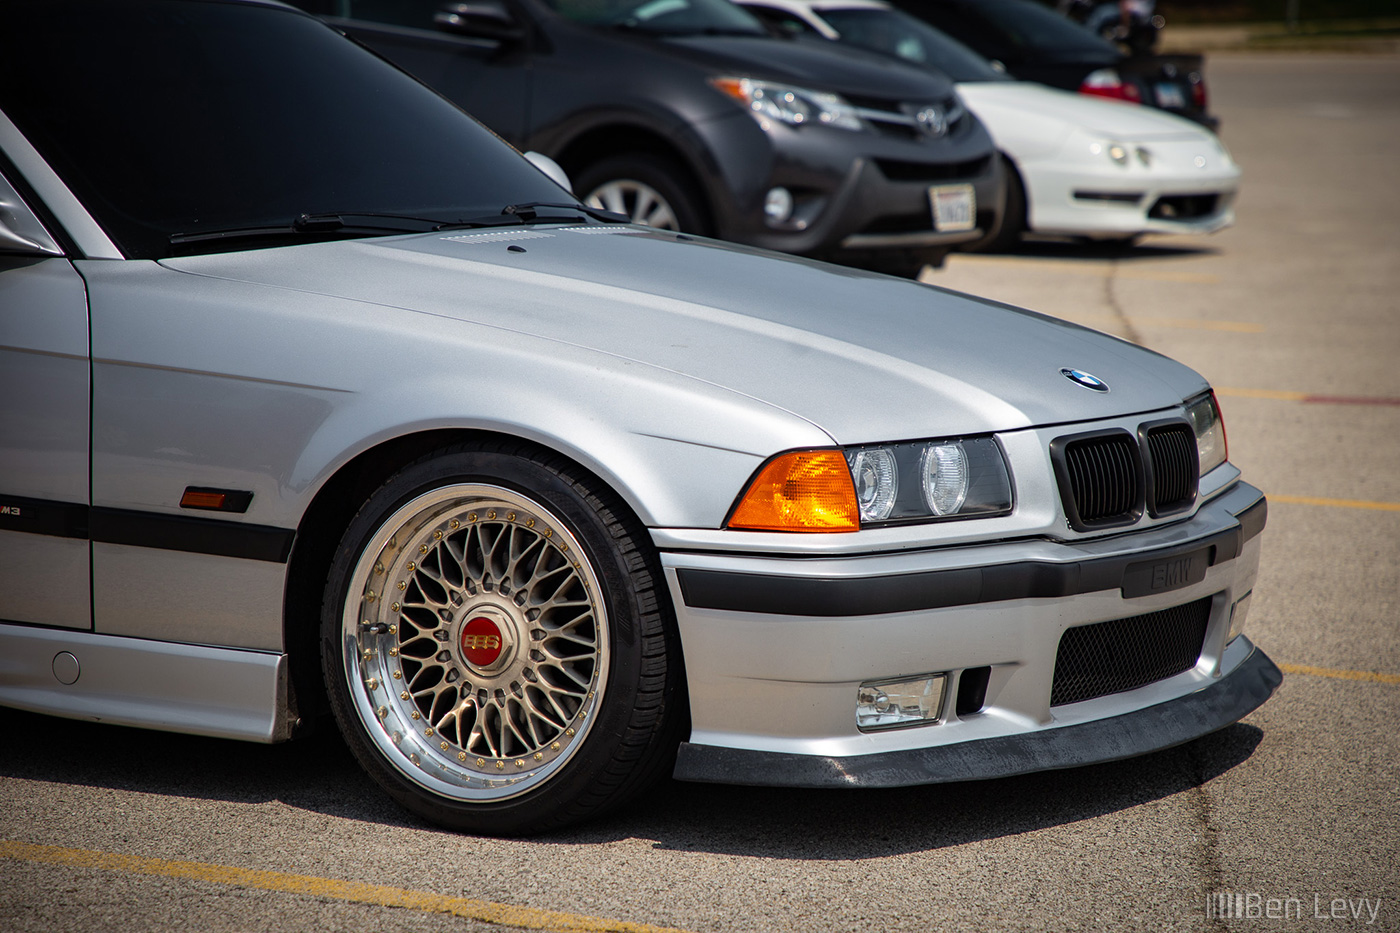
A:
740;0;1240;247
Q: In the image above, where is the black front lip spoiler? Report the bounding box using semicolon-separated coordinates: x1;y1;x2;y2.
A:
673;646;1282;788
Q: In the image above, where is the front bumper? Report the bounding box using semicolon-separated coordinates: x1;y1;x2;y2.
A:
660;481;1270;786
1022;137;1240;239
676;644;1279;787
695;109;1002;261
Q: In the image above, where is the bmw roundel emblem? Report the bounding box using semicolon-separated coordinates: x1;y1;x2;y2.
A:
1061;368;1109;392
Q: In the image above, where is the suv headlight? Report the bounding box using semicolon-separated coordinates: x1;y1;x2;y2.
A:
710;77;864;131
727;437;1014;532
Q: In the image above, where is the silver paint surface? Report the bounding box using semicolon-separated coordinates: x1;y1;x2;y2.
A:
0;623;290;742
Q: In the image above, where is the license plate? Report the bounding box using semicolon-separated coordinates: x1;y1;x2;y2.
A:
1155;82;1187;109
930;184;975;232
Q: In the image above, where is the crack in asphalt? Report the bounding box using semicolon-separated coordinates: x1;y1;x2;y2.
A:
1103;261;1145;345
1187;743;1230;933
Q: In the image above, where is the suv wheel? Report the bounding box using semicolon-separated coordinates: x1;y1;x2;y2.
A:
577;154;708;234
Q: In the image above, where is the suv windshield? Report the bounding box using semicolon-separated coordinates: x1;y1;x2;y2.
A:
820;7;1008;82
545;0;767;35
0;0;567;259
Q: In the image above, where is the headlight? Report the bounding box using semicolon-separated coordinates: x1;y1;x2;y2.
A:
710;77;863;132
922;443;970;516
729;437;1013;532
1185;391;1228;475
847;447;899;522
1089;140;1130;166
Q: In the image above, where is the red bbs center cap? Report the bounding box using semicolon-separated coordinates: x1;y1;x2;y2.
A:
460;616;504;667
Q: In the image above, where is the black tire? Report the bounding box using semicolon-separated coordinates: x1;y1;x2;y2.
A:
575;153;710;235
970;155;1025;253
320;439;683;836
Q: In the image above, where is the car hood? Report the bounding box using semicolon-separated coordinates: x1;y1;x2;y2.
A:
161;228;1207;445
662;33;956;100
956;81;1210;140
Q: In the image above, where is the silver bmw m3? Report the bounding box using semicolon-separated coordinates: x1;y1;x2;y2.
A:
0;0;1278;835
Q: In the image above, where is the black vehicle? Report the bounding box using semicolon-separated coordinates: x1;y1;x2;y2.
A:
293;0;1002;272
886;0;1215;129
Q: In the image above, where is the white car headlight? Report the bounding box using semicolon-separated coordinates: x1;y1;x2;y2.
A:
710;77;864;131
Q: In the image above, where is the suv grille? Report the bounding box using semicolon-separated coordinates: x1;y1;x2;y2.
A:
874;155;992;183
1050;596;1212;706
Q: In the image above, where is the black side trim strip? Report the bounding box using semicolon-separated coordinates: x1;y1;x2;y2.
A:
676;494;1269;617
91;508;294;563
672;648;1283;788
0;495;88;539
0;492;297;562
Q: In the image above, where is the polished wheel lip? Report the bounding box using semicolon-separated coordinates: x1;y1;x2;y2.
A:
585;180;680;230
341;483;609;803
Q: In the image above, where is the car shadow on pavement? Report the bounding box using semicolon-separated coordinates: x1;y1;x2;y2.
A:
992;239;1222;263
0;708;420;829
0;706;1261;855
579;723;1264;858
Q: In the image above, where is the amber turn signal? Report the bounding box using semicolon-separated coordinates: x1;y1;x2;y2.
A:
728;450;860;532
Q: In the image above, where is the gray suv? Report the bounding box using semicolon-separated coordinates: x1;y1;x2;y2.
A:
295;0;1004;272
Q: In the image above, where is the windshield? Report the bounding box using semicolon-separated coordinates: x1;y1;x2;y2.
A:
544;0;767;35
966;0;1117;55
820;7;1008;82
0;0;569;259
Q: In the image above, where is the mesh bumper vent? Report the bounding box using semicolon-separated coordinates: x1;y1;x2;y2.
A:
1051;596;1212;706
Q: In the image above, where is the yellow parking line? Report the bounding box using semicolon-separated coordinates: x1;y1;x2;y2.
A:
1279;663;1400;686
1126;315;1261;333
1058;313;1263;333
1217;388;1400;406
1215;387;1309;401
0;840;697;933
1271;494;1400;513
948;254;1222;285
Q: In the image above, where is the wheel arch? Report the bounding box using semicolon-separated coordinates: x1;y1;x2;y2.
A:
552;122;716;232
280;426;687;735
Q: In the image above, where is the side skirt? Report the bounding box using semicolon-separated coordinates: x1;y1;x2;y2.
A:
0;623;292;742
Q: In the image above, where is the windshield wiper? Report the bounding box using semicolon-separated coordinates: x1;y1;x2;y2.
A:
169;204;629;250
441;202;631;229
169;212;441;247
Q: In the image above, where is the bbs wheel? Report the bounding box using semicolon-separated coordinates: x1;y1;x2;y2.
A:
321;441;682;835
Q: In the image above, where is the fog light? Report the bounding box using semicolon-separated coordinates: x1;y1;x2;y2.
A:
763;186;794;224
1228;590;1252;644
857;673;946;731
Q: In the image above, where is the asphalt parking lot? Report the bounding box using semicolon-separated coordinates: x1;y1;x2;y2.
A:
2;52;1397;933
